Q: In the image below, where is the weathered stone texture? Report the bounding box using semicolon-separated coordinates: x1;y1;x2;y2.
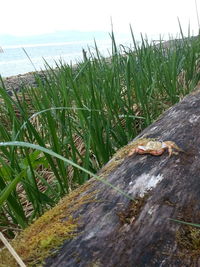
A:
45;87;200;267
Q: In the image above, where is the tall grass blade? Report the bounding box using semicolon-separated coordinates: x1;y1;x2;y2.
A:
0;142;133;201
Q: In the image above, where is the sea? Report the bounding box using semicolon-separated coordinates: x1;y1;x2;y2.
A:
0;31;132;77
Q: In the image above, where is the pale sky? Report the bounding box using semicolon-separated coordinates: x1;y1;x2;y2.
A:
1;0;199;37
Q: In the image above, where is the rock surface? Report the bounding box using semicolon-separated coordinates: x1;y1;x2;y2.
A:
41;86;200;266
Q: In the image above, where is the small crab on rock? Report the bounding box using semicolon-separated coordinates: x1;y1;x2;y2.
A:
128;139;183;157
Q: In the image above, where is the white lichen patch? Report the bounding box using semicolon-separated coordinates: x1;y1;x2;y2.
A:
128;173;164;197
189;114;200;124
84;231;96;240
147;205;157;215
148;126;158;133
168;109;182;119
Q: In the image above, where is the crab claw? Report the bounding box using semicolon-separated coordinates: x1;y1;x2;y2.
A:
164;141;181;157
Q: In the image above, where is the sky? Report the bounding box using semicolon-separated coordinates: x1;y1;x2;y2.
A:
0;0;199;38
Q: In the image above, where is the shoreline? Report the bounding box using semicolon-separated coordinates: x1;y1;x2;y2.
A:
1;70;46;94
1;36;198;94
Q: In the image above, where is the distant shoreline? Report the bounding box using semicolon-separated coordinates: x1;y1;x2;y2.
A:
1;35;199;95
1;70;46;94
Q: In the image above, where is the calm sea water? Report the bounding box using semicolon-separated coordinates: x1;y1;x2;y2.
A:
0;38;115;77
0;30;188;78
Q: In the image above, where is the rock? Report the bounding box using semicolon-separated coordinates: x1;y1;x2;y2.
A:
40;86;200;266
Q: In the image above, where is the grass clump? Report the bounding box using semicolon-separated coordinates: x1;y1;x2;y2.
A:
0;28;200;238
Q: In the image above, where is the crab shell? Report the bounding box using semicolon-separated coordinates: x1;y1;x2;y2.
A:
138;141;167;151
134;141;169;156
128;140;181;157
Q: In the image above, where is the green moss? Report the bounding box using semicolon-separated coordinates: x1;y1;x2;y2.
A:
176;225;200;252
175;201;200;261
117;195;149;225
100;137;154;178
0;182;97;266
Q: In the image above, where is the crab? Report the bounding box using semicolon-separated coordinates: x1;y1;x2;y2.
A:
128;139;183;157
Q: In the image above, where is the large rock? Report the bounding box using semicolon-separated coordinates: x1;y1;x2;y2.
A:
41;86;200;266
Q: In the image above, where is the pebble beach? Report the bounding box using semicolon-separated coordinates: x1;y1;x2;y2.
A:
1;71;46;95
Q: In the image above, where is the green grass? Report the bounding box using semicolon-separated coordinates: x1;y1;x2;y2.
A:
0;28;200;236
